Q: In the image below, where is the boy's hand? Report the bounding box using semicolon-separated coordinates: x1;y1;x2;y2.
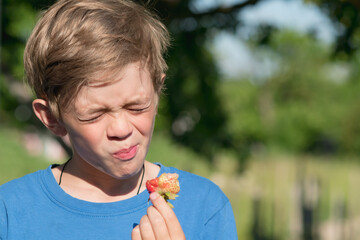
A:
131;192;185;240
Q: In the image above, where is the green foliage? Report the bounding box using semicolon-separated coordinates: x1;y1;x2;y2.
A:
340;98;360;153
220;80;265;145
2;1;39;78
1;1;40;127
5;3;37;41
265;31;360;154
219;30;360;155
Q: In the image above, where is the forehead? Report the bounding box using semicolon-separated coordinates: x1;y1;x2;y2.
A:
87;61;150;86
74;62;155;107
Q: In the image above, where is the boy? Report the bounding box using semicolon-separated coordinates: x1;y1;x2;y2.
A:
0;0;238;239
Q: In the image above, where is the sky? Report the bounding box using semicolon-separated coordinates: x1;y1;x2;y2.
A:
195;0;338;78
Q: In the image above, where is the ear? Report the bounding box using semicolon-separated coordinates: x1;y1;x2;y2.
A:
32;99;67;137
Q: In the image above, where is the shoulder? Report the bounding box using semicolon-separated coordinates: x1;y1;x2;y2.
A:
0;167;47;201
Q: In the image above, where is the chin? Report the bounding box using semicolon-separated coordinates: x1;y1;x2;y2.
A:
108;161;144;180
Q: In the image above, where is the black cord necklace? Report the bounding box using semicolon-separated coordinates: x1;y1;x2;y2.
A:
58;158;71;186
137;164;145;195
58;160;146;196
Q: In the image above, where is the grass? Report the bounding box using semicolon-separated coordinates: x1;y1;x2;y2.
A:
0;127;50;184
227;153;360;239
1;127;360;239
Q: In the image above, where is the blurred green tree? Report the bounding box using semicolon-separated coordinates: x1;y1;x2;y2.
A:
258;31;344;153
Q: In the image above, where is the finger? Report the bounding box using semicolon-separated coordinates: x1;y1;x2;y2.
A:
149;192;185;238
139;215;156;240
131;225;142;240
147;206;171;239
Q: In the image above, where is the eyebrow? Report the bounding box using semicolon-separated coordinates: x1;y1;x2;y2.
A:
124;98;152;106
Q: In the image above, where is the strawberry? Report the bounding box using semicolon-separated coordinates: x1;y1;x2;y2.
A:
146;173;180;208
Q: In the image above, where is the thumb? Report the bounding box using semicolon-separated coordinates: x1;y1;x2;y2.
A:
149;192;174;211
149;192;164;206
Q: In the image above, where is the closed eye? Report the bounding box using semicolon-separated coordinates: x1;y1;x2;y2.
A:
127;106;150;113
77;114;103;123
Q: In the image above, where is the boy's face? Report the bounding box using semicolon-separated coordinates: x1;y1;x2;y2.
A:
61;62;158;179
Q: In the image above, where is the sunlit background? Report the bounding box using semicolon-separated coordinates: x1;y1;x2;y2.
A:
1;0;360;239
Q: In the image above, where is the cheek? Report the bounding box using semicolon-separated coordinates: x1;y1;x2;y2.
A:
67;124;103;149
132;112;156;136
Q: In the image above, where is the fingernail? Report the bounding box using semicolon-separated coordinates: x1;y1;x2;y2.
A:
150;192;159;201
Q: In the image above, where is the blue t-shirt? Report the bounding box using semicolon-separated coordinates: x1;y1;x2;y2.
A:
0;163;237;239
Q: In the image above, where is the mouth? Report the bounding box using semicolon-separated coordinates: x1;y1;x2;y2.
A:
113;145;138;160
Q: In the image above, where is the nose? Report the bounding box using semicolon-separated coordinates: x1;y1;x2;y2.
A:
106;112;133;140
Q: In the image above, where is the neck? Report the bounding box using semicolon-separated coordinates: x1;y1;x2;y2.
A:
56;158;147;202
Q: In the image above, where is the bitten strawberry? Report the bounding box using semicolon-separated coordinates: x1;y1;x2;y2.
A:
146;173;180;208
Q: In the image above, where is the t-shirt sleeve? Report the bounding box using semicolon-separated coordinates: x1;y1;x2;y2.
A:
202;199;238;239
0;198;8;239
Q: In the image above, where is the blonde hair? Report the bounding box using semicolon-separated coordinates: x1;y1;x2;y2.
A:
24;0;170;118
